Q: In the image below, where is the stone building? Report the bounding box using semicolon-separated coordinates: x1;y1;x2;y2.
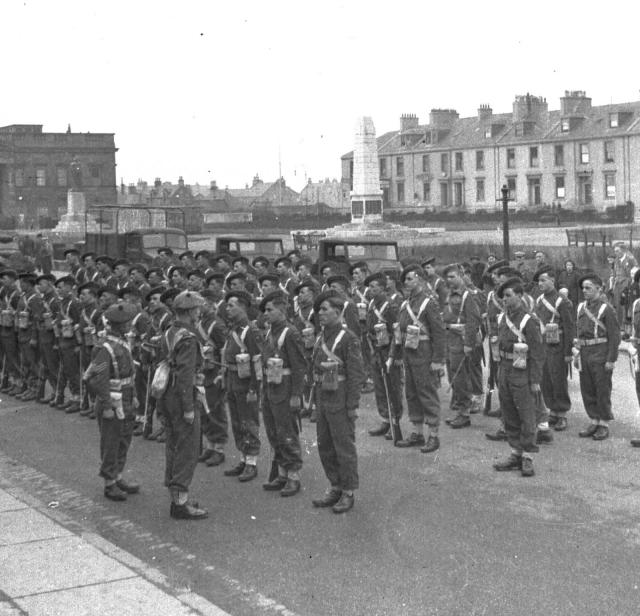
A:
340;91;640;214
0;124;117;226
299;178;348;211
226;174;299;213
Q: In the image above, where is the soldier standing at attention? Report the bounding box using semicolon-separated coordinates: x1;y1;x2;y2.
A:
422;257;448;312
311;290;365;513
612;242;637;331
534;266;575;434
260;291;307;497
84;303;140;502
15;273;42;402
574;273;620;441
157;290;208;520
493;278;544;477
394;265;446;453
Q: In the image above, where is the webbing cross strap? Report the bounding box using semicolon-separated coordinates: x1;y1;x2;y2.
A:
455;290;469;325
537;295;562;323
499;312;531;343
401;296;431;332
488;290;503;312
266;326;289;356
368;299;389;322
321;329;345;365
578;302;607;338
231;326;249;353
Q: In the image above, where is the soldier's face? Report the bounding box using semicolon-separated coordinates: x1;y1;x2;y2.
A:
352;268;366;284
261;281;276;295
404;272;420;292
424;264;435;276
187;277;203;291
115;265;128;278
581;281;599;301
329;282;347;297
321;268;332;281
298;286;314;305
368;280;385;299
229;279;245;292
264;302;285;324
254;262;267;276
226;297;246;320
37;281;49;295
538;273;554;293
276;262;288;276
614;246;622;257
445;271;462;289
148;273;162;286
84;257;95;269
233;262;246;273
487;256;496;265
535;253;545;264
503;288;522;310
149;294;162;310
79;289;94;304
318;301;339;327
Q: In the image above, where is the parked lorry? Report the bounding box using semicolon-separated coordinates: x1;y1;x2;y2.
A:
316;238;401;274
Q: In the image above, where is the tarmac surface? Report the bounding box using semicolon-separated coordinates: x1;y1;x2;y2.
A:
1;353;640;615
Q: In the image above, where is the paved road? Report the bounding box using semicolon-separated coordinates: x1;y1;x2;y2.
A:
1;357;640;616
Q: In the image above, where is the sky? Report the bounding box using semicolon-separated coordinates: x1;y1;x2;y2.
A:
2;0;639;192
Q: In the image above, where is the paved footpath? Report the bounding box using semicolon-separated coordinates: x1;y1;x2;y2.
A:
0;485;229;616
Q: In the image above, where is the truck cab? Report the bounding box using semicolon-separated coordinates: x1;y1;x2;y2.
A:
317;238;401;274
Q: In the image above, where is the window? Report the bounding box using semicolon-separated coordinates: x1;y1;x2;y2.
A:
476;179;485;202
422;154;429;173
396;181;405;203
507;148;515;169
604;141;615;163
579;177;593;205
484;127;492;138
555;176;565;199
56;167;67;186
440;153;448;173
605;173;616;199
507;177;516;200
14;168;25;187
454;182;463;207
528;178;541;206
90;164;101;179
529;146;539;168
609;113;619;128
36;168;46;187
379;158;387;177
440;182;448;207
554;144;564;167
561;118;570;132
455;152;463;172
423;181;431;202
580;143;589;164
396;157;404;176
476;150;485;171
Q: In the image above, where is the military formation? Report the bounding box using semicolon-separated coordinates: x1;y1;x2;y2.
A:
1;241;639;519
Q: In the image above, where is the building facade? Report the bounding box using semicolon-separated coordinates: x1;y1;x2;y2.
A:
0;124;117;226
341;91;640;214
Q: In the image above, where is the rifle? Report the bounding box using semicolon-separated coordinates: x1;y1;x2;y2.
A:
377;351;402;444
142;363;151;431
483;355;496;415
447;356;467;393
54;361;63;403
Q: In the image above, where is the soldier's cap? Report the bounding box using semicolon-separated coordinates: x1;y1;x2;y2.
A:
226;271;247;288
274;256;292;269
313;289;345;314
231;255;249;266
214;253;232;264
179;250;194;260
514;250;526;258
18;272;37;285
421;256;436;267
294;257;314;271
206;272;225;285
400;255;422;268
495;266;521;279
0;269;17;279
252;255;270;267
442;263;462;277
81;251;96;261
349;261;369;275
160;287;181;304
382;268;400;282
326;274;350;289
168;265;186;278
157;247;174;256
63;248;80;257
578;272;603;288
201;289;219;301
259;290;289;313
613;241;626;249
258;273;280;286
225;290;252;309
286;249;301;258
496;277;525;299
95;255;114;267
112;258;130;269
77;281;99;295
97;286;118;298
486;259;509;274
400;264;426;283
470;255;481;261
146;285;167;301
174;290;205;310
195;250;211;260
118;284;141;298
294;279;319;295
104;302;137;324
318;260;337;273
532;265;556;283
186;269;206;279
364;272;386;287
55;275;76;287
35;273;56;284
128;263;147;274
145;267;164;280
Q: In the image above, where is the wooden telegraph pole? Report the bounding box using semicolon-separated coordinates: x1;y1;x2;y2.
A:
497;184;515;261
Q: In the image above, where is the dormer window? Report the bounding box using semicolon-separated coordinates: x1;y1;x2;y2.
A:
561;118;570;132
609;113;619;128
484;127;492;138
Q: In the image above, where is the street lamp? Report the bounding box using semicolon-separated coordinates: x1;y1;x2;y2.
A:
497;184;514;261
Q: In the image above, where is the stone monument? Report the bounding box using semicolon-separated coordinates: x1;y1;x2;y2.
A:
52;156;99;236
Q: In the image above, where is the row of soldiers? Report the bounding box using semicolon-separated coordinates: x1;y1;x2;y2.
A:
0;245;633;516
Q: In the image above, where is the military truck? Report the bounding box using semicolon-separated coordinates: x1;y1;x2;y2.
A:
316;238;401;274
214;235;285;260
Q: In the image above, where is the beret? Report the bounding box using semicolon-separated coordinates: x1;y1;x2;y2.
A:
441;263;462;277
486;259;509;274
145;267;164;279
326;274;350;288
160;288;181;303
195;250;211;259
364;272;386;287
112;259;130;268
532;265;556;283
63;248;80;257
0;269;18;279
226;272;247;287
35;273;56;284
349;261;368;275
231;255;249;266
146;286;166;301
157;247;174;256
578;272;603;288
97;286;118;298
77;282;99;295
313;289;345;314
214;253;232;264
497;277;524;299
400;264;425;283
81;252;96;261
18;272;37;284
179;250;194;260
104;302;137;324
258;273;280;286
252;255;270;267
294;279;319;295
55;275;76;287
259;290;289;312
173;290;204;310
118;284;140;298
225;290;253;309
206;273;225;284
421;256;436;267
187;269;206;279
274;256;292;269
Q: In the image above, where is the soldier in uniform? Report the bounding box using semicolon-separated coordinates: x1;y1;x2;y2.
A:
112;259;131;290
441;264;482;428
84;302;140;502
326;275;361;335
95;256;117;290
612;242;637;330
15;273;42;401
259;291;307;496
364;272;403;442
146;267;166;288
168;266;188;291
394;265;446;453
534;266;575;434
222;290;263;483
318;262;336;292
157;290;208;520
65;249;84;283
350;261;375;394
252;256;270;280
81;252;101;285
574;272;620;441
195;250;214;277
493;277;545;477
311;290;365;513
129;264;151;305
422;257;448;312
186;270;205;294
77;282;103;417
274;256;297;297
34;274;60;405
0;270;21;395
231;256;258;296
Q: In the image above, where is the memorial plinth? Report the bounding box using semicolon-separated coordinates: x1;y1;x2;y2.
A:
52;190;99;238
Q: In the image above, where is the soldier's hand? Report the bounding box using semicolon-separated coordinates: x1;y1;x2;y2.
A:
102;408;115;420
213;374;224;389
604;361;615;372
289;395;300;409
385;357;393;373
247;390;257;403
183;410;195;424
463;345;473;356
530;383;541;394
29;338;37;348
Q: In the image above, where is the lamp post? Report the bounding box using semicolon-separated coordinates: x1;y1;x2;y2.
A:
497;184;514;261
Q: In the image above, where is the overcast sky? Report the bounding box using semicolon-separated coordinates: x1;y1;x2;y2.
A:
3;0;639;191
